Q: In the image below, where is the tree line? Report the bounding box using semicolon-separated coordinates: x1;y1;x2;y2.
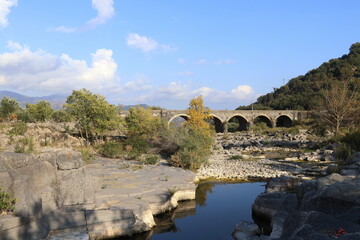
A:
0;89;213;170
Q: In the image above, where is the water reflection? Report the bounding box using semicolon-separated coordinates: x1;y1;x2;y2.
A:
120;182;265;240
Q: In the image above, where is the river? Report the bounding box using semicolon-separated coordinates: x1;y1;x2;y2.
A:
121;181;266;240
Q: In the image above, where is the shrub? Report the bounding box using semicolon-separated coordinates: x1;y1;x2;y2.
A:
340;130;360;152
78;147;96;164
169;127;212;171
0;188;16;214
140;154;160;165
98;141;125;158
124;135;150;158
7;122;27;136
228;155;243;160
14;137;34;153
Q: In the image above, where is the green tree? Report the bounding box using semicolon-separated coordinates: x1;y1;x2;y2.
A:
26;101;54;122
0;97;20;121
65;89;121;143
51;109;72;123
125;106;163;139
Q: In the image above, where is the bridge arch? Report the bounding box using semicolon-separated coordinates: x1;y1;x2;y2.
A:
227;115;250;132
276;115;293;127
253;115;273;128
208;114;224;133
168;114;190;126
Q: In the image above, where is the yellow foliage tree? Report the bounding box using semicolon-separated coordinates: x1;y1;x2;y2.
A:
186;95;212;136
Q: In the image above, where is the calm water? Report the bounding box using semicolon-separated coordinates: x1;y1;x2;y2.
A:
124;182;266;240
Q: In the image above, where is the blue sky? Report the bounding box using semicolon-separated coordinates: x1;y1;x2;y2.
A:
0;0;359;109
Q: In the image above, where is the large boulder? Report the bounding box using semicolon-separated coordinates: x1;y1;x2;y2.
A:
252;193;297;221
279;211;360;240
0;150;93;216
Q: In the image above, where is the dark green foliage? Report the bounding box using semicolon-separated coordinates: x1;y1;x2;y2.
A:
340;130;360;153
228;155;243;160
0;188;16;214
169;127;212;171
98;141;124;158
51;110;72;123
65;89;121;143
26;101;54;122
140;155;160;165
237;42;360;110
125;135;150;158
334;130;360;165
0;97;20;121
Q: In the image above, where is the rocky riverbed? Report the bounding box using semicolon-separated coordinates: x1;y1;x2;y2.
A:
198;132;335;181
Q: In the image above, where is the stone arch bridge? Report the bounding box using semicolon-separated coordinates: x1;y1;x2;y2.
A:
120;110;310;133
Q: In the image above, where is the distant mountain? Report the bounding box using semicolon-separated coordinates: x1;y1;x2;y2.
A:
119;103;163;110
0;91;163;110
0;91;67;109
237;42;360;110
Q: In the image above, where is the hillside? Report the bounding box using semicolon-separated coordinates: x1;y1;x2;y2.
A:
0;91;67;109
237;42;360;110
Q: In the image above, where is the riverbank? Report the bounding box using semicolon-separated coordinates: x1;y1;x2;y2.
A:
0;153;197;240
245;151;360;240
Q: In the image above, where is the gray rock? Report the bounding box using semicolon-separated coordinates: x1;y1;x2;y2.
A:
316;173;347;189
340;169;359;176
235;221;260;235
233;231;260;240
265;176;301;193
252;193;297;221
278;211;360;240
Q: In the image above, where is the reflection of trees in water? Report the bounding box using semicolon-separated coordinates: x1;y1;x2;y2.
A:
119;200;196;240
196;182;214;206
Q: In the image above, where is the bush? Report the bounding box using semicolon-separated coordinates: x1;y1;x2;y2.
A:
340;130;360;152
0;188;16;214
169;127;212;171
7;122;27;136
14;137;34;153
124;135;150;158
98;141;125;158
140;154;160;165
228;155;243;160
78;147;96;164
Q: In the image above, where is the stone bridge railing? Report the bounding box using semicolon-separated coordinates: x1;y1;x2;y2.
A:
120;109;311;133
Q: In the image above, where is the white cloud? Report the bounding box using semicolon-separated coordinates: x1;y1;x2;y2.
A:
178;70;193;76
123;74;151;90
0;42;119;95
49;26;76;33
215;59;236;65
85;0;114;28
178;58;185;64
231;85;254;99
126;33;158;52
126;33;177;53
0;0;17;28
52;0;114;33
196;59;207;65
138;82;256;108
